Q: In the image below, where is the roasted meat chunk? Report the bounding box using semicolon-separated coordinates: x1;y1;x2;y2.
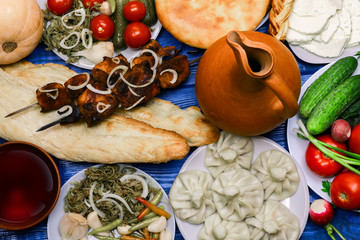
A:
112;64;160;109
36;82;71;112
64;73;94;99
77;82;119;127
91;55;129;83
157;55;190;89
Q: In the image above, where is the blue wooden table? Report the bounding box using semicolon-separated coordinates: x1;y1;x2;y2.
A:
0;22;359;240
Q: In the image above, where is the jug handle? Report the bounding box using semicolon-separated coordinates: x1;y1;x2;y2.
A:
263;70;299;118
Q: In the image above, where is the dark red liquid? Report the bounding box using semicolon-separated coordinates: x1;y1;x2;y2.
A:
0;143;59;227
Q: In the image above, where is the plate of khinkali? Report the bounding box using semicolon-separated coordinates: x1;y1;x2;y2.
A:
169;132;309;240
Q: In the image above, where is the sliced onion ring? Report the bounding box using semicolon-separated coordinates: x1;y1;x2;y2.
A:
124;96;145;110
89;182;106;218
102;193;134;214
81;28;93;49
57;105;73;119
97;198;124;220
61;9;86;29
67;73;90;90
120;174;149;198
96;102;111;113
160;69;178;84
59;32;81;50
86;84;111;95
128;86;140;97
140;49;159;70
120;69;156;88
107;65;128;89
38;84;59;100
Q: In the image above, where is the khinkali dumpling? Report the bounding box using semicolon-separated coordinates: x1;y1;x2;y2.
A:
211;169;264;222
205;131;254;178
169;170;216;224
245;200;300;240
250;149;300;201
198;213;250;240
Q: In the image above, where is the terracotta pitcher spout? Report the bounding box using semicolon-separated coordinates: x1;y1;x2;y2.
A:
195;31;301;136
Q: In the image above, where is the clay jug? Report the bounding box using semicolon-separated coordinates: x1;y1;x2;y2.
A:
195;31;301;136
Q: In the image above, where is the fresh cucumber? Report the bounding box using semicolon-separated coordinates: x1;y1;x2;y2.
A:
341;99;360;120
299;56;358;118
138;0;157;26
306;75;360;135
112;0;129;50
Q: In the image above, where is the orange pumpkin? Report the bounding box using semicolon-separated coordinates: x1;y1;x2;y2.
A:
0;0;43;65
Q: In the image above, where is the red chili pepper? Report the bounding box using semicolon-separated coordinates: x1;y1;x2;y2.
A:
136;197;171;219
137;207;150;221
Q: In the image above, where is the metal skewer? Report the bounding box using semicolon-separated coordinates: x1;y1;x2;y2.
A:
4;103;39;118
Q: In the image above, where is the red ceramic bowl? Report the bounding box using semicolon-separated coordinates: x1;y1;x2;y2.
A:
0;141;61;230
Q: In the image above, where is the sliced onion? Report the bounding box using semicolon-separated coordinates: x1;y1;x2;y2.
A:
96;102;111;113
87;84;111;95
38;84;59;100
160;69;178;84
140;49;159;70
57;105;73;118
67;73;90;90
84;198;91;208
89;182;106;218
128;86;140;97
102;193;134;214
120;174;149;198
120;69;156;88
61;9;86;29
112;57;121;64
107;65;128;89
97;198;124;220
124;96;145;110
81;28;93;49
59;32;81;50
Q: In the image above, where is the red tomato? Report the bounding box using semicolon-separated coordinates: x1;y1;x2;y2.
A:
90;14;115;41
330;172;360;210
305;134;346;177
82;0;105;9
124;22;151;49
123;1;147;22
349;123;360;154
47;0;73;15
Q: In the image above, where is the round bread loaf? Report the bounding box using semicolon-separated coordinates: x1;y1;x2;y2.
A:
156;0;270;49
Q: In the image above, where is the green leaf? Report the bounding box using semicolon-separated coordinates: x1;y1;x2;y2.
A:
321;180;331;197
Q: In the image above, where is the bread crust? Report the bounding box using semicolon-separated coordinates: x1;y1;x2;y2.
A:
156;0;270;49
268;0;295;41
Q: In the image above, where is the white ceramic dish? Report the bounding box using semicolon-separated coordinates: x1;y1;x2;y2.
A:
287;58;360;202
288;43;360;64
37;0;162;70
47;164;175;240
175;136;309;240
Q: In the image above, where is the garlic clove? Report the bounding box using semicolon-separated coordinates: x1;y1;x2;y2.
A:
59;212;89;240
148;216;167;233
117;224;133;235
72;41;114;64
160;228;172;240
87;211;110;236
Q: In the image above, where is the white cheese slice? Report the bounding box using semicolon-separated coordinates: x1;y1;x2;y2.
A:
318;14;340;43
286;28;315;45
292;0;339;16
347;15;360;47
288;12;333;35
343;0;360;17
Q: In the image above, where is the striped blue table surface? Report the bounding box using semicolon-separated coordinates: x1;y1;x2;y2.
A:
0;22;359;240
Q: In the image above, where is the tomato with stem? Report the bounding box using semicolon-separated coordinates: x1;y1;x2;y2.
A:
124;22;151;49
330;171;360;210
82;0;105;10
305;134;346;177
123;1;147;22
349;123;360;154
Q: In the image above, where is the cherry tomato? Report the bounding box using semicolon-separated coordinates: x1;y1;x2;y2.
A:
305;134;346;177
47;0;73;15
123;1;147;22
330;171;360;210
82;0;105;9
90;14;115;41
349;123;360;154
124;22;151;49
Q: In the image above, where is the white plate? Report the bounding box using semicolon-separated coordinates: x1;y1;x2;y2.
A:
47;164;175;240
288;43;360;64
287;58;360;202
37;0;162;70
175;136;309;240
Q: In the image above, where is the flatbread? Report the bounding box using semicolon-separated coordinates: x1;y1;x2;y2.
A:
156;0;270;49
0;61;195;163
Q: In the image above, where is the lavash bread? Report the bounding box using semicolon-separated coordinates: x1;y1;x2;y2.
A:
0;61;218;163
268;0;295;41
156;0;271;49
